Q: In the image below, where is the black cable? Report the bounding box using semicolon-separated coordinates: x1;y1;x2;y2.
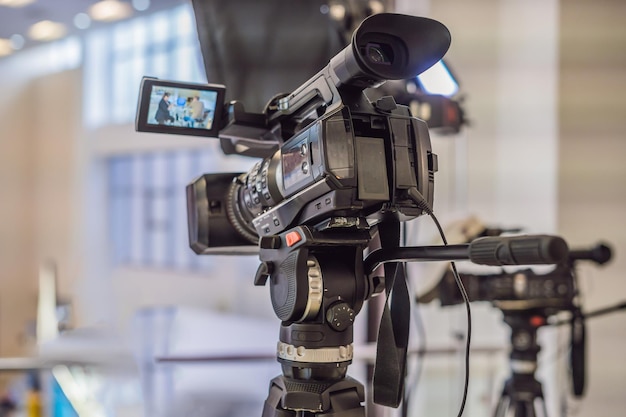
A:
401;222;427;417
433;221;471;417
404;288;427;416
400;222;411;417
407;187;471;417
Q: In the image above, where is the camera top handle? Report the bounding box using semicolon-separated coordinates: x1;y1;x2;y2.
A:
267;14;451;123
219;13;451;159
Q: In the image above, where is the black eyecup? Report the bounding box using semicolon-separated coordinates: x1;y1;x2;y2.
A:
352;13;451;80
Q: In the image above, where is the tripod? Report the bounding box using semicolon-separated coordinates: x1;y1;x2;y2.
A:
256;219;430;417
255;224;372;417
252;220;569;417
494;311;549;417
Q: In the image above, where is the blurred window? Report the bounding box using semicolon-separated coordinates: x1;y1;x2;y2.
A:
86;4;217;269
84;4;206;129
2;36;81;77
107;149;227;270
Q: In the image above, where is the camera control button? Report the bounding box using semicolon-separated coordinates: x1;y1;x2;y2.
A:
327;302;355;332
529;316;545;328
285;231;302;247
260;236;281;250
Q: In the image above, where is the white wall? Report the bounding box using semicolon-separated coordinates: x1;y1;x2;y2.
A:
404;0;626;415
398;0;562;415
558;1;626;414
0;41;82;389
0;58;39;364
82;125;277;329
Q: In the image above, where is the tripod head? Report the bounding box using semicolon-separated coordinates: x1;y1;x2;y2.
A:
253;215;569;415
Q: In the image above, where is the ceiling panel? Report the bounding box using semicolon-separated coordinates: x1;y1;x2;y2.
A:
0;0;187;51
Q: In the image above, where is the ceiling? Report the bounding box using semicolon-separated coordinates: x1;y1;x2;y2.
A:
0;0;187;53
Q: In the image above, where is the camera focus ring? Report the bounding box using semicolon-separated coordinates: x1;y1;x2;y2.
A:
225;176;258;244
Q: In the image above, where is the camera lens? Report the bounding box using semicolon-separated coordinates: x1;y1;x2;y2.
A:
365;43;391;65
368;46;385;63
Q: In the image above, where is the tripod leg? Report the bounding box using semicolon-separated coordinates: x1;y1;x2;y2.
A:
540;396;549;417
513;401;532;417
493;393;510;417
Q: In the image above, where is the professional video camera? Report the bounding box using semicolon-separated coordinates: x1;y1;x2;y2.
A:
418;239;613;417
421;242;611;310
137;13;448;254
136;12;572;417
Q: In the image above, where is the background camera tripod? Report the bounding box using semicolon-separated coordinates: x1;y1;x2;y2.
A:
416;240;620;417
493;311;550;417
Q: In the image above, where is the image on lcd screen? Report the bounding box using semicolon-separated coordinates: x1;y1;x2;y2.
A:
147;85;218;130
282;145;311;190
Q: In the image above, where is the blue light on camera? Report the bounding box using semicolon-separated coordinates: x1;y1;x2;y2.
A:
416;60;459;97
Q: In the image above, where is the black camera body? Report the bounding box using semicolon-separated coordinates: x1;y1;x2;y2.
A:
438;266;577;312
186;96;437;254
432;242;612;313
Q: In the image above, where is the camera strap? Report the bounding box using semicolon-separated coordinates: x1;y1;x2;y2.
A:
373;221;410;408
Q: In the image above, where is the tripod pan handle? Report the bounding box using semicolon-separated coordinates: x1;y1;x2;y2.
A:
469;235;569;266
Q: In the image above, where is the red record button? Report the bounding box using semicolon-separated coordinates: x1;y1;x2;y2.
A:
530;316;545;327
285;231;302;247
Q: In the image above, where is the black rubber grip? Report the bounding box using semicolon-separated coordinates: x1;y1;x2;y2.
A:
469;235;569;266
